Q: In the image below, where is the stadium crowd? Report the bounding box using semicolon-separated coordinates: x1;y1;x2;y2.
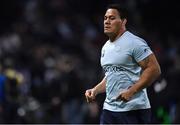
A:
0;0;180;123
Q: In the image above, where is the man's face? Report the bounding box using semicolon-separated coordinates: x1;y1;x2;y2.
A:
104;9;123;36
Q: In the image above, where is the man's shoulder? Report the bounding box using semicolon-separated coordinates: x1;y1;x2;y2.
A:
126;31;148;46
125;31;143;40
103;40;110;46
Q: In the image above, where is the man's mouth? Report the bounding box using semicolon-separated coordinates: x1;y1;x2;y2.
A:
104;26;110;29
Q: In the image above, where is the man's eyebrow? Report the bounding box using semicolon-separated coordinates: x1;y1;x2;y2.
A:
104;15;116;17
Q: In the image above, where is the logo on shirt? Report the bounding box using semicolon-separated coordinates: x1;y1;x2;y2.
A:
144;48;147;52
101;50;105;57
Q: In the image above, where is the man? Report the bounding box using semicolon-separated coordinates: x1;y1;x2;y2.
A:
85;4;161;124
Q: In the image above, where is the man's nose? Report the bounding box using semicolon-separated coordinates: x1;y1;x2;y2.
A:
104;19;110;24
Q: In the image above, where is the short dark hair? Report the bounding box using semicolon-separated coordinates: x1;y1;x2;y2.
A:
106;4;128;19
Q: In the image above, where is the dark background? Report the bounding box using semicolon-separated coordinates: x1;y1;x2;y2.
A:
0;0;180;123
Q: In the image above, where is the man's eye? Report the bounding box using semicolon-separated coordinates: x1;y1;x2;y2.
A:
110;17;115;20
104;16;115;20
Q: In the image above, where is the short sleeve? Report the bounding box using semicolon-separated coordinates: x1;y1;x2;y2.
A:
132;38;153;62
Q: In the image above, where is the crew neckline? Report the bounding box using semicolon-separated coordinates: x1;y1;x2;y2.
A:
109;30;129;43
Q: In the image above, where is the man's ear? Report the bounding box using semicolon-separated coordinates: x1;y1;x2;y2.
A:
122;19;127;26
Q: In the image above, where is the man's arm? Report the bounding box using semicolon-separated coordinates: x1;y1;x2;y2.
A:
117;53;161;101
85;77;106;103
93;77;106;95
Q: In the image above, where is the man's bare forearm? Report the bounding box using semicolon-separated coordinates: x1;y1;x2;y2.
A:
129;54;161;94
93;77;106;95
129;66;161;94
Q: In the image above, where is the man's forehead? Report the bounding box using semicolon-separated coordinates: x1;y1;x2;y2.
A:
105;9;120;17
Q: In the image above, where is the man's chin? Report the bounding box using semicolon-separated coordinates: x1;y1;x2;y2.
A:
104;31;112;36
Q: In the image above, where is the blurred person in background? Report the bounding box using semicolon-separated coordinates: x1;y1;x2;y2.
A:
85;4;161;124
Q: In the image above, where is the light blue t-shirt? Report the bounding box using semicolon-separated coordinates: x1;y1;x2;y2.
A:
100;31;152;112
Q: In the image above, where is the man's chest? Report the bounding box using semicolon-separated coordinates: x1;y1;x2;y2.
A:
101;44;133;66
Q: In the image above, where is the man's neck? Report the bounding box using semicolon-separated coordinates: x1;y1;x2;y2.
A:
109;29;126;42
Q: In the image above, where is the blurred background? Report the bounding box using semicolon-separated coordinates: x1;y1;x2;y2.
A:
0;0;180;124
